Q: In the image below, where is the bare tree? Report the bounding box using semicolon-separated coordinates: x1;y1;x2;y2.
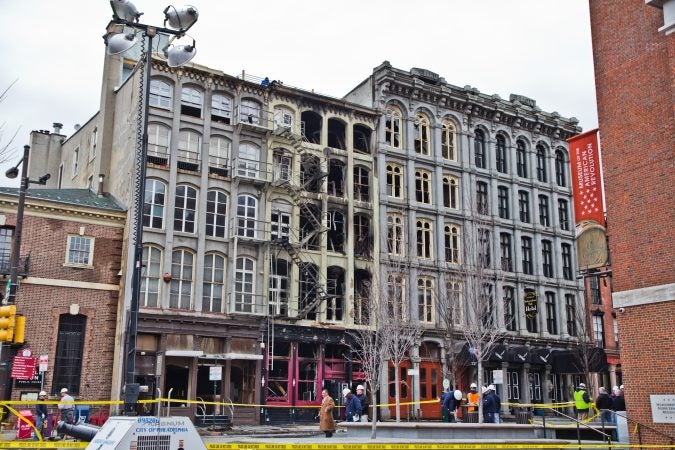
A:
435;277;470;390
0;80;20;164
569;290;605;391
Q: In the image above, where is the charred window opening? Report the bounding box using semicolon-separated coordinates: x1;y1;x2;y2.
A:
327;210;345;253
269;257;290;316
300;154;322;193
327;118;346;150
353;166;370;202
298;262;320;320
353;214;372;259
299;203;321;251
181;86;203;118
326;266;345;321
353;124;372;154
327;160;345;197
301;111;322;144
354;270;372;325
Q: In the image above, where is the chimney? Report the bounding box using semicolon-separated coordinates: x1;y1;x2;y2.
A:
97;174;105;197
53;122;63;134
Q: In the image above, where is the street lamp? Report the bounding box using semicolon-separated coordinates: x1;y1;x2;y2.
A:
103;0;198;413
4;145;50;305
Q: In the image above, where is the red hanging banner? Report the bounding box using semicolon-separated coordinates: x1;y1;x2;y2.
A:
567;129;605;225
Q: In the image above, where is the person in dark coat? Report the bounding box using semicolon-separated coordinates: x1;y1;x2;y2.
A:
34;391;49;440
442;388;463;423
611;386;626;412
595;387;614;422
482;386;499;423
355;385;369;422
343;388;362;422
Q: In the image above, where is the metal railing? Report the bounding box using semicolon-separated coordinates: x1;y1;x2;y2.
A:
611;410;674;447
232;157;273;183
534;405;613;447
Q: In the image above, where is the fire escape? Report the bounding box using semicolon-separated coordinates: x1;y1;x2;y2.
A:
271;121;329;320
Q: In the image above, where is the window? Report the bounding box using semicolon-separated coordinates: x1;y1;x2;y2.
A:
273;153;291;182
507;370;520;400
203;253;225;313
613;317;619;349
476;181;488;215
443;175;459;209
416;219;433;259
354;166;370;202
566;294;577;336
237;142;260;178
148;124;171;161
170;249;194;310
298;263;319;320
590;276;601;304
536;144;547;182
519;191;530;223
448;281;463;325
211;93;232;124
274;107;294;129
539;195;550;227
235;257;256;313
542;240;554;278
0;228;10;272
525;289;538;333
414;113;431;155
521;237;533;275
354;215;371;258
178;129;201;165
558;199;570;231
143;179;166;229
415;169;432;204
206;190;228;238
141;245;162;307
444;224;460;263
496;134;507;173
441;120;456;160
593;314;605;347
500;233;512;271
72;147;79;176
387;214;404;256
326;267;345;321
481;284;495;327
474;129;486;168
181;86;203;118
504;286;516;331
271;210;291;241
562;244;573;280
478;229;491;268
385;106;402;149
149;79;172;109
52;314;86;395
174;185;197;233
387;273;407;321
66;235;93;266
90;128;98;160
240;99;262;125
498;186;509;219
386;163;404;198
269;257;290;316
237;194;258;238
555;150;567;187
417;277;434;323
516;140;528;178
209;135;231;175
545;292;557;334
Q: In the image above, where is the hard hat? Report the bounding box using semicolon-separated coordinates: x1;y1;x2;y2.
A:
613;385;619;391
481;386;488;394
60;388;69;393
342;388;351;397
488;384;496;392
356;385;365;391
619;385;624;390
453;390;462;401
578;383;586;388
39;391;47;397
470;383;477;389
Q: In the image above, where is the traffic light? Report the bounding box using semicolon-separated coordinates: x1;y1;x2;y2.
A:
0;305;16;342
13;315;25;344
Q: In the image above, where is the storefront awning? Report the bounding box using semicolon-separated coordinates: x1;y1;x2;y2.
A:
165;350;205;357
201;352;263;360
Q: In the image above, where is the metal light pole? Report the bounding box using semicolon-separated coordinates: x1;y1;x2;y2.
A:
104;0;198;414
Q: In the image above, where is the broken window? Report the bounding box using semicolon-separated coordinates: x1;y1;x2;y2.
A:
300;154;322;193
327;210;345;253
387;214;404;256
181;86;203;118
387;273;406;321
353;166;370;202
354;270;372;325
299;203;321;250
273;151;292;182
301;111;322;144
270;208;291;243
327;159;345;197
269;257;290;316
240;99;262;125
353;214;371;259
298;263;320;320
327;118;346;150
326;266;345;321
353;124;372;154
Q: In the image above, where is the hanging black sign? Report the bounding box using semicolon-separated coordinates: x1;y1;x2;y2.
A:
524;291;538;319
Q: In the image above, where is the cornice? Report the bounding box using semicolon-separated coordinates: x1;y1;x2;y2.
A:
0;197;126;225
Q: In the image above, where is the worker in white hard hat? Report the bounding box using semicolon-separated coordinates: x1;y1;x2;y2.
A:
33;391;49;441
355;385;369;422
467;383;479;412
56;388;75;440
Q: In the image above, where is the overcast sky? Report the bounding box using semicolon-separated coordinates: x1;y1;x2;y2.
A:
0;0;598;187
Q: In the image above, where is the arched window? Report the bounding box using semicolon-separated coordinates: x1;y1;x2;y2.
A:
442;175;459;209
385;106;402;149
211;93;232;124
149;79;172;109
237;142;260;178
516;140;528;178
269;257;290;316
143;179;166;229
414;113;431;155
141;245;162;307
209;135;231;176
444;224;460;263
170;249;194;310
416;219;433;259
386;163;403;199
178;130;201;164
555;149;567;187
240;99;262;125
148;123;171;163
174;184;197;233
235;257;256;313
237;194;258;238
474;128;486;169
496;134;508;173
387;214;404;256
203;252;226;313
536;144;548;182
206;190;228;238
417;277;435;323
181;86;203;118
441;120;457;161
415;169;432;204
354;166;370;202
326;266;345;321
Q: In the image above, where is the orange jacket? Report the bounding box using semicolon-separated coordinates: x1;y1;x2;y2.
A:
467;391;479;411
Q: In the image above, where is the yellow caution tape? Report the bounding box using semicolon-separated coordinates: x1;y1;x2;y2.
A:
0;442;87;448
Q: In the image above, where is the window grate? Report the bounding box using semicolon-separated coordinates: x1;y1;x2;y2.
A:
137;435;171;450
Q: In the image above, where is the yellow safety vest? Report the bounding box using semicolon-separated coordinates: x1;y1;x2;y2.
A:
574;389;590;410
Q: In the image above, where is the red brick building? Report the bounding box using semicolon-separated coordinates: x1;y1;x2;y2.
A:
0;186;126;403
589;0;674;443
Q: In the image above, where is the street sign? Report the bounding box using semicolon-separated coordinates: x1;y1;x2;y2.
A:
11;356;37;380
39;354;48;373
407;369;419;376
209;366;222;381
492;369;504;384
